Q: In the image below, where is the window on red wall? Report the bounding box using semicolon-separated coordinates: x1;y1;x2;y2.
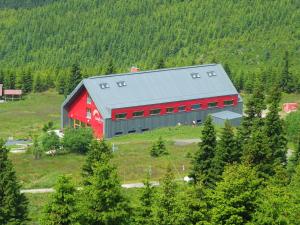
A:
178;106;186;112
133;111;144;117
150;109;161;115
86;108;91;119
191;104;201;110
166;107;174;113
115;113;127;120
87;94;92;104
224;100;234;106
208;102;218;108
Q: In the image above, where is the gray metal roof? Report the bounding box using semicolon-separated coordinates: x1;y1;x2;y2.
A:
62;64;241;119
211;110;243;120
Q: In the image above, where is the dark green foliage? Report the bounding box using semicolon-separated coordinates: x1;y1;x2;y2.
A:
242;122;273;177
33;73;45;92
213;120;240;179
42;121;54;132
3;72;16;89
40;131;60;154
211;164;261;225
56;73;66;95
65;64;82;96
62;128;93;154
17;71;33;94
156;58;166;69
183;183;210;225
190;116;217;185
0;0;298;86
41;175;78;225
81;139;112;180
150;137;168;157
0;139;28;224
134;175;155;225
154;166;182;225
32;135;43;160
288;134;300;175
265;86;287;165
79;161;131;225
280;51;295;93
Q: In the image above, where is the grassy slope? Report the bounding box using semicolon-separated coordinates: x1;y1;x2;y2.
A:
0;90;64;139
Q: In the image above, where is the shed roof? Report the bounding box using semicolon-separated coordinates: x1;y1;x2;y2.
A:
63;64;241;119
211;110;243;120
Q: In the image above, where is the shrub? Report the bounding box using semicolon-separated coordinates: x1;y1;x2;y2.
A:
150;137;168;157
62;128;93;154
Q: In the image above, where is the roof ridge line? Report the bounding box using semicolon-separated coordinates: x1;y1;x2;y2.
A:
86;63;218;80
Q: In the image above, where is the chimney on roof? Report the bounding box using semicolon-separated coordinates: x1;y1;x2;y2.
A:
131;66;140;73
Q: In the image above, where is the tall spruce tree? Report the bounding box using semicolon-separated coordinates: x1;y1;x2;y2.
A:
211;164;261;225
238;78;266;146
134;175;155;225
33;74;44;92
0;139;28;224
56;73;66;95
41;175;78;225
242;121;273;177
280;51;294;93
190;116;217;185
79;161;130;225
265;85;287;165
81;139;112;181
154;166;183;225
213;120;240;179
65;64;82;96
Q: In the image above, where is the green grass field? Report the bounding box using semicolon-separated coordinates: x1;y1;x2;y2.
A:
0;90;64;139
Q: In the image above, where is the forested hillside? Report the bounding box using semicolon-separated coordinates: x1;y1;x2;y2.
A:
0;0;299;85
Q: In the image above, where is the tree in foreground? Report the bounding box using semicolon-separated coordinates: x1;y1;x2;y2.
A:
213;120;240;180
0;139;28;224
154;166;183;225
210;164;261;225
81;139;112;182
79;161;130;225
41;175;78;225
190;116;217;185
133;175;155;225
265;85;287;165
288;133;300;174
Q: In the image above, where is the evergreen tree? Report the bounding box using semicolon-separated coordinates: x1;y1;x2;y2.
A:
223;63;232;79
0;139;28;224
211;164;261;225
134;175;155;225
41;175;78;225
0;70;4;84
280;51;294;93
79;161;130;225
190;116;217;185
4;72;16;89
238;78;266;145
81;139;112;180
213;120;240;179
288;133;300;175
154;166;182;225
33;74;44;92
242;121;272;177
24;71;33;93
56;73;66;95
65;64;82;96
105;59;115;75
183;183;210;225
265;85;287;165
150;137;168;157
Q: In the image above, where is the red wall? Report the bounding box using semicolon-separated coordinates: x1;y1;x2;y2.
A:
68;89;104;138
112;95;238;120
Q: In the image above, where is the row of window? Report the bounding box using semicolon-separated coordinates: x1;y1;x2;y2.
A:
114;100;234;120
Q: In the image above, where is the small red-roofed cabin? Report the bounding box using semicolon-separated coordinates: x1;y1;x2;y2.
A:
283;103;298;113
4;89;22;101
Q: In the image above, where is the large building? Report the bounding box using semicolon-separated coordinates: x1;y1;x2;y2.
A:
61;64;243;138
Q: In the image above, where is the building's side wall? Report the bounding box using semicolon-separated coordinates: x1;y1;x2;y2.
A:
211;116;242;127
64;89;104;138
105;101;242;138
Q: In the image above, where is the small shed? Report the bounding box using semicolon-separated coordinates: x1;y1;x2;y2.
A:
4;89;23;101
0;84;3;97
211;111;242;127
283;103;298;113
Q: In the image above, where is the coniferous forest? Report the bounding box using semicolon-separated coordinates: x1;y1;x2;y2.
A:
0;0;299;93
